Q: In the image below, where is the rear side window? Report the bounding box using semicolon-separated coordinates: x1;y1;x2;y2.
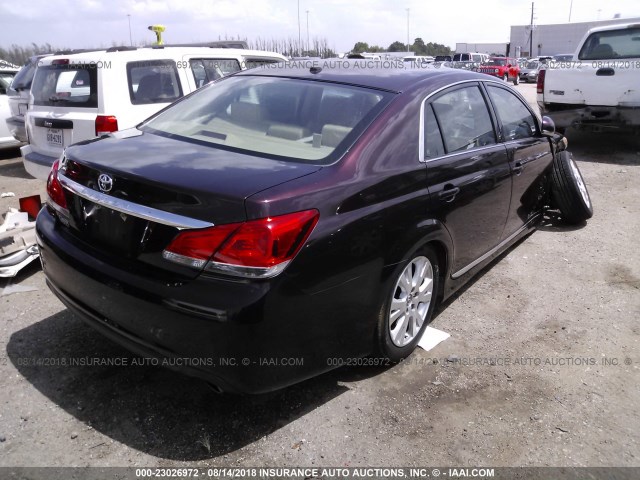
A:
423;104;445;159
578;27;640;60
127;60;183;105
31;65;97;108
431;86;496;153
487;86;537;140
189;59;241;88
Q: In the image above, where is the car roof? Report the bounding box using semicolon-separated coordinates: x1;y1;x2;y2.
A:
235;62;487;93
38;47;287;65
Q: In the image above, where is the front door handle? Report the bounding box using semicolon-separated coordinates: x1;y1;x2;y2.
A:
439;185;460;202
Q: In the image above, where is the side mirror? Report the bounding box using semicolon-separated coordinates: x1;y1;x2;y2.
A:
541;116;556;136
507;64;512;68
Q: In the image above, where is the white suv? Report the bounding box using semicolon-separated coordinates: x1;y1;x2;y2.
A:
22;46;286;179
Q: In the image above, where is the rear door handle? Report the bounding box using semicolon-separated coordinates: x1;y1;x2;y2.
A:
438;185;460;202
513;161;525;175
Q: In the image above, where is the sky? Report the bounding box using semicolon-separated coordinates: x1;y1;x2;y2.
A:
0;0;638;53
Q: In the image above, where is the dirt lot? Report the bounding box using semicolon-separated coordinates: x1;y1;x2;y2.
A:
0;83;639;469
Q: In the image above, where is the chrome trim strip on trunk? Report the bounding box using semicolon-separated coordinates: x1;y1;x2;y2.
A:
58;174;214;230
451;215;540;279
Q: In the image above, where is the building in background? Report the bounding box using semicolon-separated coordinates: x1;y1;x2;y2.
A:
510;16;640;57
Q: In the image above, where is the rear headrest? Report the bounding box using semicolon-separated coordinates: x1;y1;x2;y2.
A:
266;124;308;140
321;124;352;148
230;102;262;125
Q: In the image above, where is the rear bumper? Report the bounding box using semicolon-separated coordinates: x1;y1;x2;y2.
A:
538;104;640;130
35;207;376;393
21;145;57;180
5;116;27;144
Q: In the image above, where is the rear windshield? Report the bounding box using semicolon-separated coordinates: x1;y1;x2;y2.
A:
0;71;16;90
127;59;183;105
31;65;97;108
10;59;38;90
578;27;640;60
141;75;392;165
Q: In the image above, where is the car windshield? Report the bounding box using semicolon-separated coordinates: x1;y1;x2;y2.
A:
578;26;640;60
485;59;507;66
525;61;539;69
141;75;392;164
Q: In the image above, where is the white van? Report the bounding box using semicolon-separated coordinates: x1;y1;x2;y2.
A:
22;46;287;179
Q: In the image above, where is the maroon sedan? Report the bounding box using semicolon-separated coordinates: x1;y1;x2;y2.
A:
36;64;592;393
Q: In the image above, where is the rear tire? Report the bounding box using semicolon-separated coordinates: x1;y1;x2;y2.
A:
551;151;593;224
376;246;440;363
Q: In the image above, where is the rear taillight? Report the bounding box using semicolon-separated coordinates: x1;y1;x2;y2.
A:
163;210;319;278
46;159;68;210
51;59;70;65
95;115;118;136
537;69;546;94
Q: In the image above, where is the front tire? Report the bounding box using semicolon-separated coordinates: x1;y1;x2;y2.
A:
376;247;440;362
513;75;520;85
551;151;593;224
503;73;509;82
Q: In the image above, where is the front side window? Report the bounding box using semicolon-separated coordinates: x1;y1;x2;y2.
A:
430;86;496;153
578;27;640;60
127;60;182;105
31;65;97;108
142;75;392;164
487;86;537;141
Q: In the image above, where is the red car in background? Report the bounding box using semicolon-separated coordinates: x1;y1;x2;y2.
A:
478;57;521;85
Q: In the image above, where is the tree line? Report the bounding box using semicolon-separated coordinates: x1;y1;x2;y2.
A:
0;37;451;66
352;38;452;56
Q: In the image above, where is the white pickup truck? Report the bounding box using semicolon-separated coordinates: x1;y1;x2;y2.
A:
537;22;640;133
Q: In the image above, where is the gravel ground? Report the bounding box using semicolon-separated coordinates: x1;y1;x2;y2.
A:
0;83;638;468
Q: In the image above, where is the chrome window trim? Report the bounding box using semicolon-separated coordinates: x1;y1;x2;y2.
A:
419;78;536;163
58;174;214;230
451;214;540;279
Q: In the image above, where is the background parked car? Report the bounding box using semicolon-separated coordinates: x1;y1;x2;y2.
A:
0;63;22;150
478;56;521;84
519;60;541;83
22;46;287;179
37;65;592;393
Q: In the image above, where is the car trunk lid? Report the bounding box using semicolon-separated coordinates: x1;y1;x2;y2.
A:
54;130;321;279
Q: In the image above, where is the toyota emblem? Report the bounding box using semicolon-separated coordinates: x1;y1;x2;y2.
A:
98;173;113;193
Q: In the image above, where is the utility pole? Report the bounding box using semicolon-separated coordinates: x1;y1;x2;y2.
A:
529;2;534;57
406;8;410;52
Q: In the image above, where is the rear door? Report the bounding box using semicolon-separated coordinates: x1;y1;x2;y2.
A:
422;83;512;276
485;83;553;237
28;63;98;158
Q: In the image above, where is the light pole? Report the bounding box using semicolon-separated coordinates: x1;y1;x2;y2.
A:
127;14;133;46
406;8;410;53
306;10;310;55
297;0;301;57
